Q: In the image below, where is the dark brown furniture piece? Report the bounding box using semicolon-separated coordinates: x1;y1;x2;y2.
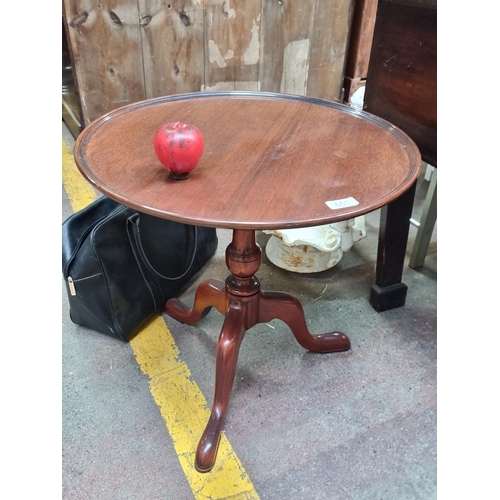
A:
74;91;421;472
363;0;437;268
342;0;378;103
364;0;437;166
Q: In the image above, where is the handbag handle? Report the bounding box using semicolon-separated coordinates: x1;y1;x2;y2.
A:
126;213;198;281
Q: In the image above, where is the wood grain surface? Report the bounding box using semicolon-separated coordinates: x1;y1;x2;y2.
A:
63;0;146;125
63;0;355;126
364;0;437;165
138;0;205;98
75;92;421;229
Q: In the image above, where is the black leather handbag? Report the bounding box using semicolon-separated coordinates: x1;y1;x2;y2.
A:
62;196;218;341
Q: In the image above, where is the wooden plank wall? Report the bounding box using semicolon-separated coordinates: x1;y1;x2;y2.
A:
342;0;378;102
63;0;355;127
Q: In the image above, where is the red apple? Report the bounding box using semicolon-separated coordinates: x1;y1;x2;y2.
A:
154;121;204;179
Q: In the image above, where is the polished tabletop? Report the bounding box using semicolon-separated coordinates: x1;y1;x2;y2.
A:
75;91;421;230
73;91;423;473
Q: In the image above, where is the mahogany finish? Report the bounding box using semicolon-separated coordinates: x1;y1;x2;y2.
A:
363;0;437;281
166;228;350;471
74;91;421;472
75;92;420;229
363;0;437;166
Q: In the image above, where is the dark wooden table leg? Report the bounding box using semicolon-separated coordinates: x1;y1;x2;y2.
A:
194;300;247;472
165;228;350;472
370;181;417;311
165;278;227;323
258;291;350;353
165;230;262;472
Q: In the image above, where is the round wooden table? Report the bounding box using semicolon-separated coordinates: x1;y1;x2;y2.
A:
74;91;421;472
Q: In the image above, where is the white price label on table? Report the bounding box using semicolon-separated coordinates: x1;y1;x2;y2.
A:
325;197;359;210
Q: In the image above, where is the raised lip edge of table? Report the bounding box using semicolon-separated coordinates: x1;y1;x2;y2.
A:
72;91;422;472
74;91;421;231
74;91;421;313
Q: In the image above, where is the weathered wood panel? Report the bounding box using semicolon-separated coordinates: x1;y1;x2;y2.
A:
63;0;355;127
63;0;146;126
260;0;353;100
260;1;315;95
342;0;377;102
202;0;262;91
307;0;355;100
137;0;205;98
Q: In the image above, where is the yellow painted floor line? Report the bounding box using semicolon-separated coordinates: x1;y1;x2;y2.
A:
62;140;97;212
131;317;259;499
62;139;260;500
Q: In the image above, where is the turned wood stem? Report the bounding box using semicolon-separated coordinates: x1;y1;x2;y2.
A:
225;229;261;298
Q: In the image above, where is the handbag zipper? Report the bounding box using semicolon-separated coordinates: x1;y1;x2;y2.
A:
64;203;124;301
63;199;123;277
68;276;77;296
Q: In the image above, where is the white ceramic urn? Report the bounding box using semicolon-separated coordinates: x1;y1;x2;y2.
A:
263;217;366;273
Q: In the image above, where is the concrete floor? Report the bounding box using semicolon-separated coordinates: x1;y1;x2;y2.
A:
62;122;437;499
